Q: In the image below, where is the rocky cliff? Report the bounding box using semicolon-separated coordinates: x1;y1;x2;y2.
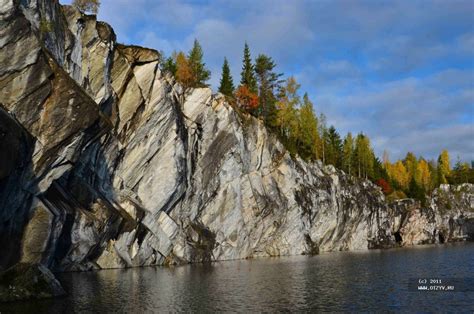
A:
1;0;473;300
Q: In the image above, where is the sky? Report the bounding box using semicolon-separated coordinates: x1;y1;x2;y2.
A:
62;0;474;163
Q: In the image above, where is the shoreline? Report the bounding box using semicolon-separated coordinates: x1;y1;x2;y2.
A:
52;240;474;275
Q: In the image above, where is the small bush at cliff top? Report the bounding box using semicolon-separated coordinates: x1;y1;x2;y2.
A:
73;0;100;14
376;178;392;195
386;190;407;202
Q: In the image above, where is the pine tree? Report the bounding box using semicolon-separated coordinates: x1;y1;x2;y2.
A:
240;42;257;93
325;126;343;168
161;51;178;75
407;177;426;206
342;133;354;176
373;157;389;181
188;39;210;87
255;54;283;124
452;159;471;184
218;57;234;97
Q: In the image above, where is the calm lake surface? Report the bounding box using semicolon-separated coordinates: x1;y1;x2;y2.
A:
2;243;473;313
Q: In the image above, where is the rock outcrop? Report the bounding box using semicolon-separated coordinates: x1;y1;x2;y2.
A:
1;0;473;300
0;263;65;302
392;184;474;246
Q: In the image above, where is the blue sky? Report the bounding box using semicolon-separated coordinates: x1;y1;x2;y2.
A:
62;0;473;163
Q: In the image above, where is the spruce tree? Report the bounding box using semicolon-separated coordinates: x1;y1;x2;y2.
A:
161;52;177;75
240;42;257;93
218;57;234;96
188;39;210;87
407;178;426;206
255;54;283;123
325;126;343;168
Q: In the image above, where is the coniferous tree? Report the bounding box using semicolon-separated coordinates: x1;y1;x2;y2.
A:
342;133;354;176
255;54;283;124
218;57;234;97
161;51;178;75
450;160;472;184
188;39;210;87
298;93;320;160
173;39;460;198
373;157;389;181
325;126;343;168
159;37;470;199
407;178;426;206
240;42;257;93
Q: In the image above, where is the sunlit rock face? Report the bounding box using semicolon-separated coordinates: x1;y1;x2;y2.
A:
1;0;473;278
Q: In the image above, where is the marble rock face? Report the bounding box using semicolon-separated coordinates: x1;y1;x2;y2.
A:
0;0;473;286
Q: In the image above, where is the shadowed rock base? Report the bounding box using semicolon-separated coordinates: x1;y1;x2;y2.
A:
0;263;66;302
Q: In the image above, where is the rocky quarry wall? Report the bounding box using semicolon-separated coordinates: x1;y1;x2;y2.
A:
0;0;473;300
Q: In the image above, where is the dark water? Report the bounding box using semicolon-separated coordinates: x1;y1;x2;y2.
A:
2;243;474;313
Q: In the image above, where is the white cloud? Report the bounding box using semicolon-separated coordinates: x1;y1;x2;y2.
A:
312;69;474;161
140;32;175;54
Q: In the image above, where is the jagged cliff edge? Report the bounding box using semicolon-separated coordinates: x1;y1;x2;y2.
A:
0;0;473;301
